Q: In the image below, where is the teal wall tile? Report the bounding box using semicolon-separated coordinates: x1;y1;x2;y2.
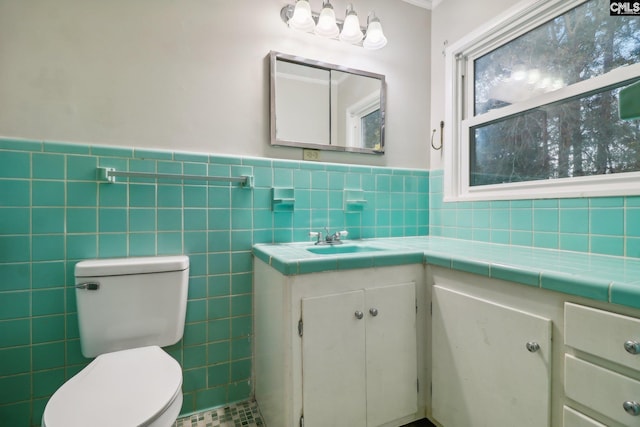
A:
129;184;156;207
33;368;65;398
32;315;65;343
0;180;30;206
627;208;640;237
130;208;156;232
32;262;65;289
559;209;589;234
0;207;30;234
184;186;206;208
66;234;97;259
158;232;182;254
157;185;183;207
533;209;558;232
590;235;624;256
32;235;64;261
590;208;623;236
0;347;31;375
0;236;30;262
99;208;127;232
67;155;97;180
32;153;64;179
33;289;65;316
99;183;127;207
0;151;30;178
129;233;156;256
44;142;89;154
32;181;65;206
0;137;42;151
158;209;183;231
32;208;64;234
98;233;127;257
67;208;97;233
0;375;30;405
67;182;97;206
0;319;30;348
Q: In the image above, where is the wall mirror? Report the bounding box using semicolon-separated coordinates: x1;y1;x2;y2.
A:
270;51;386;154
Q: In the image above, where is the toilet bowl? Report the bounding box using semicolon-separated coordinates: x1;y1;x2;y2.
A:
42;346;182;427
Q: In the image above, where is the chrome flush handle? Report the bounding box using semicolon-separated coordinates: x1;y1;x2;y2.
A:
75;282;100;291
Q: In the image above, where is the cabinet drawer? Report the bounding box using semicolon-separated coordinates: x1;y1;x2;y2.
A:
565;354;640;426
565;302;640;370
563;406;606;427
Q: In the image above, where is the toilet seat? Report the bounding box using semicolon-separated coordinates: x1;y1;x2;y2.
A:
42;346;182;427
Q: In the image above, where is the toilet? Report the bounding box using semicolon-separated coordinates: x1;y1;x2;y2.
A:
42;255;190;427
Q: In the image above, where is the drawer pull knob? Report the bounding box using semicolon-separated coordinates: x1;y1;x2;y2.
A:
369;308;379;317
623;401;640;416
355;311;364;320
526;342;540;353
624;340;640;355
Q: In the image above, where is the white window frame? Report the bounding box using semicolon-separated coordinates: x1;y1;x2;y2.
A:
346;91;381;148
443;0;640;202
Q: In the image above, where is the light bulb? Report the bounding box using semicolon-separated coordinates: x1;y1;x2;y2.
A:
288;0;315;32
339;5;363;44
315;1;339;38
363;14;387;50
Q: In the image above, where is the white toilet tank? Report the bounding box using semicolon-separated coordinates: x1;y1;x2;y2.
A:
74;255;189;358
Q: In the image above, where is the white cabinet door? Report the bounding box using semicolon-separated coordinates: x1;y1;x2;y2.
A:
302;290;367;427
301;282;418;427
366;282;417;426
432;285;552;427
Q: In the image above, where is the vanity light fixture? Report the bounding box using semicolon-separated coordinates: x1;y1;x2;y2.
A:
280;1;387;50
363;12;387;50
288;0;315;32
315;1;340;38
339;4;364;44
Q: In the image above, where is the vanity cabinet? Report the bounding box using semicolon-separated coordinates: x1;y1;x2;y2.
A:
431;284;552;427
254;259;425;427
564;302;640;426
302;283;417;426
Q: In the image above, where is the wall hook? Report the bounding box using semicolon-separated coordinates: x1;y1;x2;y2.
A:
431;120;444;150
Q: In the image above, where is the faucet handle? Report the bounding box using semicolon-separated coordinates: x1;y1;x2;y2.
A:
309;231;321;244
337;230;348;238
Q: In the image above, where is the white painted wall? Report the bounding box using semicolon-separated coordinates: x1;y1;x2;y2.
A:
0;0;430;169
429;0;513;170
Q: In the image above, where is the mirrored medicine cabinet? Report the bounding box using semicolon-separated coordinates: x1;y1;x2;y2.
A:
269;51;386;154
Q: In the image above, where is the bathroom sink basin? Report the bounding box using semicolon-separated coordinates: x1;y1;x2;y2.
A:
306;244;386;255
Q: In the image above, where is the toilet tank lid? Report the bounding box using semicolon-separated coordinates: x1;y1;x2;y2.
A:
75;255;189;277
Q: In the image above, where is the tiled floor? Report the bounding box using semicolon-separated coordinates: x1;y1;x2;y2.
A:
174;400;435;427
174;400;264;427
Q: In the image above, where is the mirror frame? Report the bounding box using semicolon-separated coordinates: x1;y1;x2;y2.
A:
269;51;386;155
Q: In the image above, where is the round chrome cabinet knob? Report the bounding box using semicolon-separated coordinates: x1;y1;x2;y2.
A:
526;342;540;353
624;340;640;355
354;311;364;320
369;308;379;317
623;401;640;416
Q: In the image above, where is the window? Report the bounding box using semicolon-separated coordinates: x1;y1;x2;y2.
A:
346;91;383;150
444;0;640;201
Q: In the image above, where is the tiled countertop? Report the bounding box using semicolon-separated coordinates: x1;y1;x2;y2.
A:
253;236;640;310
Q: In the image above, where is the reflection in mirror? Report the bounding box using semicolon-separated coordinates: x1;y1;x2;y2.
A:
270;51;385;154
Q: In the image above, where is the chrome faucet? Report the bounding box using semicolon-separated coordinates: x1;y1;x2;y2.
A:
309;228;348;245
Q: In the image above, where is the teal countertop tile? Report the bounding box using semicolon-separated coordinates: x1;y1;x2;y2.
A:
253;236;640;310
610;281;640;309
